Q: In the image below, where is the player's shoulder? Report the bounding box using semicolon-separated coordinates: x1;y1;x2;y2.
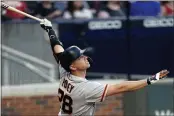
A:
85;81;101;85
60;71;70;78
84;81;102;88
59;72;71;83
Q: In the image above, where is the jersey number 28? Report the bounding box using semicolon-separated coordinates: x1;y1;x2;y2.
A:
58;88;73;114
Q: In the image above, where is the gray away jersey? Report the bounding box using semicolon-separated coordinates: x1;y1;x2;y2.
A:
58;65;108;116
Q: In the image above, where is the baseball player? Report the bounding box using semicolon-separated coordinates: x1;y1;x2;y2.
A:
40;19;169;116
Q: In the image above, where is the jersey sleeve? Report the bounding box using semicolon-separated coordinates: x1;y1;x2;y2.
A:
58;64;67;78
85;82;108;103
54;53;67;77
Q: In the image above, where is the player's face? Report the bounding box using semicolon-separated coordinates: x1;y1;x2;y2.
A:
70;55;90;71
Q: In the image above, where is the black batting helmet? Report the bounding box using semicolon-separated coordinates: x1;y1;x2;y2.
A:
59;46;93;72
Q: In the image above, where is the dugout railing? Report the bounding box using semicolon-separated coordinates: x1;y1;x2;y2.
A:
1;44;56;85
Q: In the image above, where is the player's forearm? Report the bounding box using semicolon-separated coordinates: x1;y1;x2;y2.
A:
40;19;64;60
122;80;148;91
46;28;64;53
106;80;147;96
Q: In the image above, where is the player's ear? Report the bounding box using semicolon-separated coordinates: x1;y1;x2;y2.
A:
70;64;76;71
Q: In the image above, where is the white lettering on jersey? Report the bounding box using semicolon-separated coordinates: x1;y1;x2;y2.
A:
62;78;74;93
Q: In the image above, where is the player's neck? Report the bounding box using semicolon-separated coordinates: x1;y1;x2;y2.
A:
71;70;86;78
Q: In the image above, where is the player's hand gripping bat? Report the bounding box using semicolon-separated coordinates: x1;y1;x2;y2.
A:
1;2;43;22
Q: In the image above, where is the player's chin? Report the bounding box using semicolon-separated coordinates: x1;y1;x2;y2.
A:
85;61;90;67
87;64;90;68
85;63;90;68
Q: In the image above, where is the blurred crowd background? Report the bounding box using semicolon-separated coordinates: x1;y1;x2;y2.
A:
2;1;174;21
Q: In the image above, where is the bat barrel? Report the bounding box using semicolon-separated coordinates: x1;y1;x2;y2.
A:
1;2;43;22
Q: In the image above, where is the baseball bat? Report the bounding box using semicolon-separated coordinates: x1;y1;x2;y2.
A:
1;2;43;22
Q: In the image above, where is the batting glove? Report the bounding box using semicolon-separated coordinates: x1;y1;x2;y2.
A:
40;18;52;32
147;69;169;85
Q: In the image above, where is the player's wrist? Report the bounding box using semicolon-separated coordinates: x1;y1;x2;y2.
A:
147;77;153;85
45;26;53;32
48;29;63;47
147;73;160;85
